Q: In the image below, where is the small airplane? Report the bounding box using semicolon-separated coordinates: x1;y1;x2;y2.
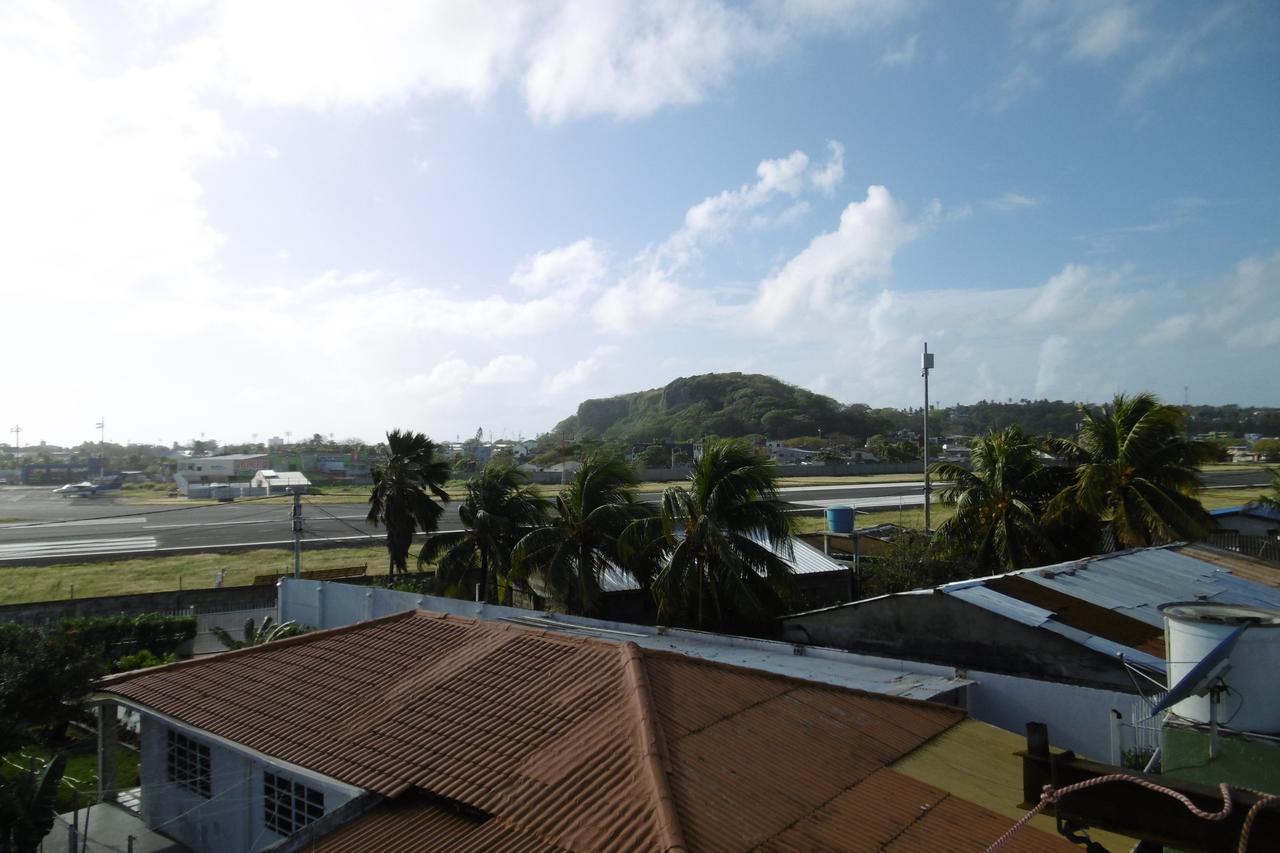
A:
52;481;102;498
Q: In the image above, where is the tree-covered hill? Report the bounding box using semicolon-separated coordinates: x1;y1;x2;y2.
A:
552;373;883;443
549;373;1280;447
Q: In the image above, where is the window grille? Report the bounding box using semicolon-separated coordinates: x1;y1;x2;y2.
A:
263;771;324;837
166;730;211;798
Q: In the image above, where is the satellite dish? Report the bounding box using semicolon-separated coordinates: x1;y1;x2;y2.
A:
1151;623;1249;717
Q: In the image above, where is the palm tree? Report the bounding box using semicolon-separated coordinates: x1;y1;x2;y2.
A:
642;439;794;631
420;462;548;604
929;426;1062;570
367;430;451;574
511;451;657;615
1048;393;1216;549
211;616;303;651
1252;468;1280;513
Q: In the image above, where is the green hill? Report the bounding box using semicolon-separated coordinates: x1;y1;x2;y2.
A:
551;373;881;443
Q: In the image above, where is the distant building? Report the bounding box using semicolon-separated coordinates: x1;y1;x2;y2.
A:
250;469;311;494
267;436;285;447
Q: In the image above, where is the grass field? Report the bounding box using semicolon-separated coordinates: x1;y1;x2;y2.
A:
0;546;394;607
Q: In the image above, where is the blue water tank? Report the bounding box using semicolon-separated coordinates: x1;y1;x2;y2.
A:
826;505;855;534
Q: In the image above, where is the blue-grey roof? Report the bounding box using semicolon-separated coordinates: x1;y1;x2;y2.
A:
937;546;1280;674
600;534;846;593
1211;504;1280;522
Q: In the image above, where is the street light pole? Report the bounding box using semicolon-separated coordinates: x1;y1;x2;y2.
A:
921;343;935;533
95;417;105;479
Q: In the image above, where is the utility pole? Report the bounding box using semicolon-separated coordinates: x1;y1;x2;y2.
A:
95;416;105;479
8;425;19;458
292;490;303;578
921;343;935;533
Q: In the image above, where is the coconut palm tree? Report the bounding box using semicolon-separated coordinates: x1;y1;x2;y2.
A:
1252;468;1280;513
420;462;549;604
511;451;656;615
642;439;794;631
929;426;1062;570
366;430;452;575
1047;393;1216;549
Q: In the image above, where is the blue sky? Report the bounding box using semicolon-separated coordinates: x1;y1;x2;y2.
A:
2;0;1277;447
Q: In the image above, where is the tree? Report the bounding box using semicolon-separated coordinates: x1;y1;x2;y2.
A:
0;754;67;853
1047;393;1216;549
640;439;795;631
929;426;1063;571
211;616;304;651
421;463;549;604
639;444;669;469
367;430;452;574
1252;468;1280;512
512;451;657;615
1252;439;1280;463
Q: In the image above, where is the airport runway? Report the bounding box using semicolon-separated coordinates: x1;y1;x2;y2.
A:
0;468;1267;564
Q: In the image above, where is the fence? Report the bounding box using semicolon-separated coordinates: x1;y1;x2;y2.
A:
192;606;279;655
1205;531;1280;563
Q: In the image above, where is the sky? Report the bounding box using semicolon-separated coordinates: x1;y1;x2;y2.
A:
1;0;1278;449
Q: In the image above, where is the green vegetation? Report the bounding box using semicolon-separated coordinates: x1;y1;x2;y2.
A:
212;615;304;650
367;430;452;574
640;440;795;631
513;451;655;615
1251;469;1280;512
421;463;549;604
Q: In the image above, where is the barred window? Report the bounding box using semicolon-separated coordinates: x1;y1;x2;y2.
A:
263;771;324;837
166;730;211;798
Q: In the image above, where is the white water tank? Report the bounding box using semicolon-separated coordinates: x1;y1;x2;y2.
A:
1160;602;1280;734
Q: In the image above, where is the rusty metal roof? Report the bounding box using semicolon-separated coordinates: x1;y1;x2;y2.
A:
100;610;1071;852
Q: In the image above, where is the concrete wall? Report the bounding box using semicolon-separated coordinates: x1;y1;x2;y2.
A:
779;592;1137;691
0;584;278;625
526;461;921;485
963;668;1149;762
139;715;358;853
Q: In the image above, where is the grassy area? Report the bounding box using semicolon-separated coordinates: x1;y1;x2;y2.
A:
7;737;140;813
792;503;957;534
1198;487;1267;510
0;546;394;606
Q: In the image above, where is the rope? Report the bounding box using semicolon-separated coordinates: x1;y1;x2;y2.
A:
985;772;1280;852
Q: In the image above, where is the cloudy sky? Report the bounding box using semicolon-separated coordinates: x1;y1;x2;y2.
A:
2;0;1278;448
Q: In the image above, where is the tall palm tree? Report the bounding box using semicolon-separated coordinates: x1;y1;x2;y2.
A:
511;451;656;615
1048;393;1216;548
1252;468;1280;513
643;439;794;631
420;462;548;604
367;430;451;575
929;426;1062;570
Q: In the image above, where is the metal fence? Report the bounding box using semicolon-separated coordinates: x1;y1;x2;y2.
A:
1205;531;1280;563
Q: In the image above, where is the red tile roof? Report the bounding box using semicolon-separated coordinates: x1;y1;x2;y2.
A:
99;610;1072;852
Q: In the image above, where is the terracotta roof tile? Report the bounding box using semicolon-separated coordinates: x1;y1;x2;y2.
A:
100;610;1073;852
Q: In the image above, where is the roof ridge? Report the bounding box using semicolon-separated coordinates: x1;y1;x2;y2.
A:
621;642;687;853
96;608;420;688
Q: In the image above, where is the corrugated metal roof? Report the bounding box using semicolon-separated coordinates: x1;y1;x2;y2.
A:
99;610;1062;852
938;546;1280;672
600;534;846;593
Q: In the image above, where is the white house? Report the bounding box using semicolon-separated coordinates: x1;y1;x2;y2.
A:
250;470;310;494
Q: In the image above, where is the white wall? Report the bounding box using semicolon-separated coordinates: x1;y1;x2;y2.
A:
964;668;1154;762
139;714;358;853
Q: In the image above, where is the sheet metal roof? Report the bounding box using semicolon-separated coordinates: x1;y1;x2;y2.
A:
939;546;1280;672
100;611;1067;852
599;534;846;593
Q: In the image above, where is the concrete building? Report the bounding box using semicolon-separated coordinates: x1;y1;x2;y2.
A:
780;544;1280;760
250;470;310;495
93;607;1076;852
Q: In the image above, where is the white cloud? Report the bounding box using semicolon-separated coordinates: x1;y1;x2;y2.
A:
510;239;607;296
476;355;538;385
1033;335;1070;397
747;185;920;330
1139;314;1193;346
810;140;846;195
1124;4;1235;101
592;271;712;335
548;345;619;393
879;33;918;66
1013;0;1145;63
1017;264;1133;330
985;191;1041;213
975;62;1042;113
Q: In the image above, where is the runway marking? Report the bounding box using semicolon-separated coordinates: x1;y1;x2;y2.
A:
0;517;147;529
0;536;158;561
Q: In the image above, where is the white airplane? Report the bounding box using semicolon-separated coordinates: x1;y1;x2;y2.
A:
52;481;101;498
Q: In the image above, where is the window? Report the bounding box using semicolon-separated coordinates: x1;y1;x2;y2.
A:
263;771;324;836
166;730;211;798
